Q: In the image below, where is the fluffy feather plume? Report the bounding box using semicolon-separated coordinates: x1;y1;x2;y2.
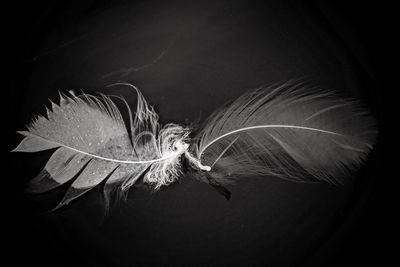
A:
13;84;189;207
194;80;377;185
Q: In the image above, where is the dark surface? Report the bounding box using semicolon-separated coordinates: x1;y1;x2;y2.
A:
5;1;387;266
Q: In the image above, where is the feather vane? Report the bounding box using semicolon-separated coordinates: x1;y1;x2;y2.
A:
13;87;189;206
194;81;377;185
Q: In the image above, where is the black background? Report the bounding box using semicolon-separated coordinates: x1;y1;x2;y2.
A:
4;0;389;266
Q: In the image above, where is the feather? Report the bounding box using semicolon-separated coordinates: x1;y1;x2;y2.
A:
193;80;377;185
13;85;190;207
13;80;378;208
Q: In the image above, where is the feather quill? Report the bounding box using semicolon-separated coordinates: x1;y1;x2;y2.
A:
193;80;377;185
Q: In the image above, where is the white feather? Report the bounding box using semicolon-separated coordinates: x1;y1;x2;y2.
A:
193;80;377;185
13;85;189;206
